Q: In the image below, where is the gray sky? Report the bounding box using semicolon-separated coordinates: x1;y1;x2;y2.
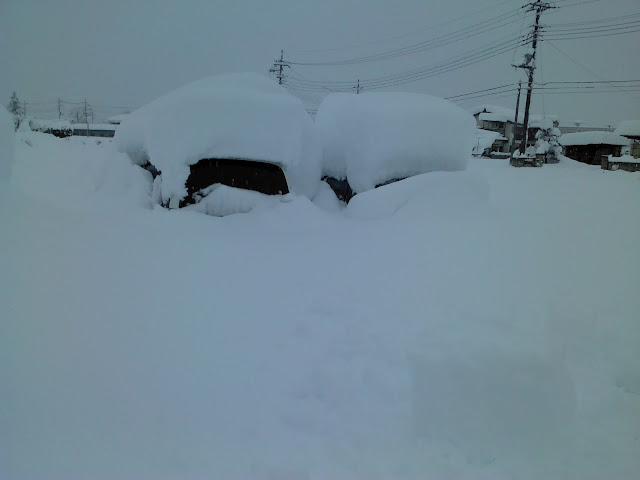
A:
1;0;638;126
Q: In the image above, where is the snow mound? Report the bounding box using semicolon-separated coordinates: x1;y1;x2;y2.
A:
0;106;16;183
560;131;630;147
614;120;640;138
184;184;285;217
115;73;320;202
316;92;476;194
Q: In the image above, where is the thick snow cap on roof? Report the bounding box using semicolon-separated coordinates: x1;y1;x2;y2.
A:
0;106;15;183
614;120;640;138
316;92;476;194
115;73;319;202
559;131;630;147
30;119;72;131
473;129;506;154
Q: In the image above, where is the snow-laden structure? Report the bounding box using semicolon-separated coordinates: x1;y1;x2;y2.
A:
316;92;476;194
614;120;640;139
115;73;320;205
559;131;630;147
0;106;16;183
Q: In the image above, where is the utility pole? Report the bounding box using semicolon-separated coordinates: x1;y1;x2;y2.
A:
83;98;90;136
57;98;63;119
22;101;27;117
269;50;289;85
515;1;554;155
513;80;522;151
354;78;362;94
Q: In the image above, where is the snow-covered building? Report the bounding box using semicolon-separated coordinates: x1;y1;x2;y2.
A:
470;105;518;153
316;92;475;201
614;120;640;158
29;119;73;138
115;73;320;212
72;123;117;138
107;114;130;125
559;131;630;165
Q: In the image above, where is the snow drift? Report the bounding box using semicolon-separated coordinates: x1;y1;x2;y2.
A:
115;73;320;203
0;106;16;183
315;92;476;194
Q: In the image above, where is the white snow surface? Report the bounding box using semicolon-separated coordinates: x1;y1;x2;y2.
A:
560;131;630;147
29;118;72;131
316;92;475;193
614;120;640;138
1;133;640;479
0;106;16;182
115;73;320;203
608;154;640;164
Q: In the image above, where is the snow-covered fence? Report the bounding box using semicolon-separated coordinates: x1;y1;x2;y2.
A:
601;154;640;172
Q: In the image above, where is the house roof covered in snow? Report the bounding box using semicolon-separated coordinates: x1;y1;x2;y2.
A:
614;120;640;138
559;131;630;147
29;119;72;131
107;114;130;125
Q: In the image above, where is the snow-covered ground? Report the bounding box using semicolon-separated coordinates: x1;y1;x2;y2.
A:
1;132;639;479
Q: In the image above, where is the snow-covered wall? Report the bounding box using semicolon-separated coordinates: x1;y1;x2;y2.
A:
316;92;476;194
0;106;16;183
115;73;320;202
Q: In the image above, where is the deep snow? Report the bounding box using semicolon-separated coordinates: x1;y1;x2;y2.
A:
115;73;320;203
315;92;475;193
1;133;639;479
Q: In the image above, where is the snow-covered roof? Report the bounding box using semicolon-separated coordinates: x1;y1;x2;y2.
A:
559;131;630;147
479;112;512;123
115;72;319;202
316;92;475;193
72;123;117;131
30;119;72;131
614;120;640;138
529;115;559;129
473;129;506;154
608;154;640;164
469;104;515;119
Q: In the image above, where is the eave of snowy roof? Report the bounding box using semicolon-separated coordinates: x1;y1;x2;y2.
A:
614;120;640;138
559;131;630;147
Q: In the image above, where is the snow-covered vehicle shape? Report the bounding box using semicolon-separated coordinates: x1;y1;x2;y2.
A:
115;73;320;214
315;92;476;202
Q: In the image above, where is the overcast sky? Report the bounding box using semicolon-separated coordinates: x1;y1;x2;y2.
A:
1;0;638;126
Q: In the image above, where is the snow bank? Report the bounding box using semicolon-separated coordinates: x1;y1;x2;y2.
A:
560;131;630;147
115;73;320;203
0;106;15;183
316;92;475;194
614;120;640;138
29;118;72;132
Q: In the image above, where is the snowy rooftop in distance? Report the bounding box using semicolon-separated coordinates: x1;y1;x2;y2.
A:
316;92;475;193
559;131;630;147
614;120;640;138
107;114;130;124
115;72;318;202
473;129;506;154
470;105;558;126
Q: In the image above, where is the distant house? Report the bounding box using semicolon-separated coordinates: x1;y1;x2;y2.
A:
469;105;559;153
473;129;508;157
559;131;630;165
71;123;117;138
29;119;72;138
470;105;518;153
614;120;640;158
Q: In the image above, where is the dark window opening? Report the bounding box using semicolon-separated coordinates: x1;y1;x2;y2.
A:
182;158;289;206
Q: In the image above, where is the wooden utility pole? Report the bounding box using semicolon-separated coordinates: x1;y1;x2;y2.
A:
354;78;362;94
516;1;554;155
269;50;289;85
514;80;522;151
